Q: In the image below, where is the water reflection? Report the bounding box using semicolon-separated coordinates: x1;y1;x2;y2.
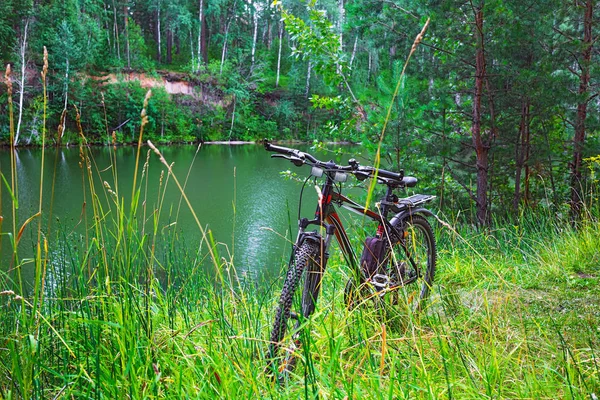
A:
1;144;357;291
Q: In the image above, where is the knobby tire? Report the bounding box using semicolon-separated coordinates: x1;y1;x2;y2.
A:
267;240;321;381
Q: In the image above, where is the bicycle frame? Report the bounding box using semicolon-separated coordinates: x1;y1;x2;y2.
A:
295;172;388;276
294;170;436;280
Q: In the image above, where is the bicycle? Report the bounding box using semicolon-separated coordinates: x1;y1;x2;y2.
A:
264;141;437;380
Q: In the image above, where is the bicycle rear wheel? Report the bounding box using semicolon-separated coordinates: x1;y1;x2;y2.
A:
388;215;436;312
267;239;324;381
344;215;436;314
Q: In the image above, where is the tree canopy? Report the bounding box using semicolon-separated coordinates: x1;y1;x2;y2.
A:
1;0;599;224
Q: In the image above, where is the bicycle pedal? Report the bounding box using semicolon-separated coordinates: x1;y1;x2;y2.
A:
371;274;391;290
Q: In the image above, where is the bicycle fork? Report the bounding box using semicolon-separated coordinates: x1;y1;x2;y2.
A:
290;220;335;320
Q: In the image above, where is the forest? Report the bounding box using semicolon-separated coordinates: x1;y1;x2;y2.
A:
2;0;600;226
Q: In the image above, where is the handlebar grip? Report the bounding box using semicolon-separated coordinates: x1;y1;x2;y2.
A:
265;141;293;155
359;166;403;181
265;141;320;164
377;168;403;181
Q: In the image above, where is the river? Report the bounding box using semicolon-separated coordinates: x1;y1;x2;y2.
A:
0;144;365;290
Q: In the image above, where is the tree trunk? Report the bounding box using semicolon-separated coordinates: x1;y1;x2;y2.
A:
190;31;195;71
266;5;273;50
276;22;283;87
471;3;489;226
337;0;344;74
201;12;208;62
368;51;372;81
220;2;237;75
112;0;120;60
166;28;173;64
523;117;531;207
305;60;312;98
513;98;530;213
103;2;111;49
196;0;204;70
522;52;533;208
220;21;230;75
14;19;29;147
27;114;39;145
570;0;594;222
124;5;131;69
543;122;558;206
251;1;259;71
157;0;162;63
349;35;358;67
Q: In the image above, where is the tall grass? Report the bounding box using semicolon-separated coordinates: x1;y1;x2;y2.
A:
1;64;599;398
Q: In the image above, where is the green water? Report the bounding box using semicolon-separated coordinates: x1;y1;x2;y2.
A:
0;144;365;289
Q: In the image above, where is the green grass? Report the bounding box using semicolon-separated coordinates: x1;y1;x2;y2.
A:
1;153;599;398
1;90;599;399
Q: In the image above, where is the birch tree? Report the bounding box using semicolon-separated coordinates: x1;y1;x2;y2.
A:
14;18;29;146
220;0;238;75
276;21;283;87
56;21;74;143
111;0;121;60
196;0;204;71
124;3;131;69
250;0;259;71
336;0;344;74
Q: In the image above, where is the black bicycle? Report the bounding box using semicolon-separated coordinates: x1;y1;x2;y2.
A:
264;141;437;380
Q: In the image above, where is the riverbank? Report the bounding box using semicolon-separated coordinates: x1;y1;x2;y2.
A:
0;139;357;148
1;66;352;147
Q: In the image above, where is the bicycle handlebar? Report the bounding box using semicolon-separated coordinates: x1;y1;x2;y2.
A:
264;140;406;185
265;141;319;164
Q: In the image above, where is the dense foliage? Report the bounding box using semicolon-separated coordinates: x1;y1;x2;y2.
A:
1;2;599;397
1;0;599;222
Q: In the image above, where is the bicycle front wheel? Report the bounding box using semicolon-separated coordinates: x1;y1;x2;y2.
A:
267;239;324;380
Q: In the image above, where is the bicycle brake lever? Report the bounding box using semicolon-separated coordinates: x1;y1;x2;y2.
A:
271;154;291;160
271;153;304;167
289;155;304;167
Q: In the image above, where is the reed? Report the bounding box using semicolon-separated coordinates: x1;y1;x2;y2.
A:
4;65;18;270
0;59;598;399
